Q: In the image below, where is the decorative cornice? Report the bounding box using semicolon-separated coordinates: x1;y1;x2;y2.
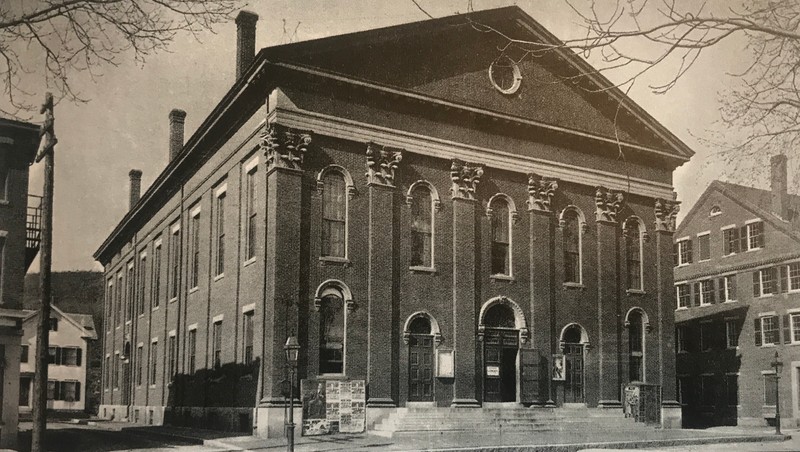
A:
527;173;558;212
595;186;625;223
450;159;483;200
366;142;402;187
262;123;312;172
654;198;680;232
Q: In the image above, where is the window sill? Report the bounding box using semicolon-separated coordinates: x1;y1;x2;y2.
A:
318;373;347;379
490;274;514;282
759;294;775;299
149;384;157;389
675;306;689;311
723;299;738;303
761;343;777;348
152;306;160;312
189;286;199;295
138;313;145;319
677;350;689;354
562;282;584;290
319;256;350;266
214;273;225;282
677;263;690;268
698;259;711;263
169;297;178;304
243;257;257;268
409;266;436;274
747;247;763;253
125;320;132;326
626;289;645;295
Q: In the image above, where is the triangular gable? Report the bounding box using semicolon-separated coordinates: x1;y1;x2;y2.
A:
22;305;97;340
263;6;692;159
678;180;800;244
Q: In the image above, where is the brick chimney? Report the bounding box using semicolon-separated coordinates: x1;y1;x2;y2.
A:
771;154;788;219
235;11;259;80
168;109;186;161
129;169;142;210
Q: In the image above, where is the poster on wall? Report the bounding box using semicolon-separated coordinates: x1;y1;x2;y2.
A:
552;354;566;381
301;379;366;436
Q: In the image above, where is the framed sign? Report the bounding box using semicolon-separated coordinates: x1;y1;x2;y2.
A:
436;349;454;378
552;354;566;381
486;365;500;377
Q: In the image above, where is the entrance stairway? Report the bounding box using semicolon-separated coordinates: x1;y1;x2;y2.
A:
371;405;653;438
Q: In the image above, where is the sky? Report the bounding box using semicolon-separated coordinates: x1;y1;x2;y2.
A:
18;0;760;272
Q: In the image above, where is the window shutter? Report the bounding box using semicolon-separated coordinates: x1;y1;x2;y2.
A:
780;266;788;293
693;282;701;306
753;272;760;297
731;228;740;253
76;348;82;367
730;275;737;300
673;243;679;266
755;318;762;346
784;315;792;344
75;382;81;402
769;267;778;294
739;226;748;251
56;347;62;366
709;279;716;304
687;240;693;263
718;278;726;302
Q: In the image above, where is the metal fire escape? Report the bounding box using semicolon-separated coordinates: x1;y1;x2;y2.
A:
26;194;42;271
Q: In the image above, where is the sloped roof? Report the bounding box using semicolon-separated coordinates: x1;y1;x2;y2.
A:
23;306;98;340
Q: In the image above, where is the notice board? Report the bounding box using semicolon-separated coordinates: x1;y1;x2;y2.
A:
301;379;366;436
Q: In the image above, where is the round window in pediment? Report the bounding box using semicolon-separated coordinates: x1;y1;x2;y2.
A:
489;55;522;95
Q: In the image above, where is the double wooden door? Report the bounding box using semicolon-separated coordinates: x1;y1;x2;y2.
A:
408;334;434;401
484;329;518;402
564;343;584;403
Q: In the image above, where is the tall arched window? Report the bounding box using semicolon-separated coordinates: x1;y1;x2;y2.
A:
490;198;511;276
628;310;645;382
322;171;347;258
625;218;644;291
562;209;582;284
410;185;433;268
319;289;346;374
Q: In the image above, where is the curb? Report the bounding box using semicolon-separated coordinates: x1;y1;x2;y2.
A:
120;427;206;446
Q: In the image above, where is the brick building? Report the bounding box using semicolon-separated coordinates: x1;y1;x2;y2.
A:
94;7;692;436
674;155;800;427
0;117;42;448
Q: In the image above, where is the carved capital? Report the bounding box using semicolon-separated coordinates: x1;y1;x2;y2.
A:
595;186;625;223
519;328;529;344
654;198;680;232
366;142;402;186
450;159;483;200
527;173;558;212
262;124;312;172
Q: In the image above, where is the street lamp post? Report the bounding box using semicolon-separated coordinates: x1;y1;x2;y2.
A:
772;351;784;435
284;336;300;452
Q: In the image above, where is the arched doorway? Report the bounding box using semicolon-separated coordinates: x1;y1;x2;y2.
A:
560;324;588;404
625;308;649;383
407;316;434;401
482;303;519;402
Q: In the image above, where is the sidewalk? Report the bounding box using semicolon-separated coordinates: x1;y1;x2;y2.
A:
120;424;793;451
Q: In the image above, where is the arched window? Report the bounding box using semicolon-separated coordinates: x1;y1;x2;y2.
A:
484;304;516;328
562;208;582;284
319;288;346;374
624;218;644;291
321;171;347;258
628;310;645;382
490;198;511;276
410;184;434;268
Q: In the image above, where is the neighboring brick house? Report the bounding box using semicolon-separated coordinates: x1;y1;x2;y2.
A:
0;117;41;449
674;155;800;427
19;306;97;413
24;271;105;414
93;7;692;437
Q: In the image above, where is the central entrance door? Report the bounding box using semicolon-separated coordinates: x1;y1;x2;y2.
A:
483;303;519;403
563;325;585;403
408;317;434;401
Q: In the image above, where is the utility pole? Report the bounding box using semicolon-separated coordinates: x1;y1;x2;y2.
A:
31;92;56;452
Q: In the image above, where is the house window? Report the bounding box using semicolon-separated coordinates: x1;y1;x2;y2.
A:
243;311;254;366
710;206;722;216
168;335;177;379
321;171;346;259
21;344;28;363
490;197;511;276
149;341;158;385
105;356;110;389
677;376;691;406
169;225;181;300
765;373;778;406
788;263;800;291
697;233;710;261
700;279;715;306
115;273;122;325
188;329;196;374
138;256;146;316
107;280;113;325
113;353;120;388
562;209;582;283
126;263;134;322
723;275;737;302
726;319;739;348
410;185;433;268
47;380;55;400
212;320;222;369
755;315;779;346
700;375;715;406
215;191;226;276
676;326;689;353
625;220;643;291
747;221;764;250
48;318;58;331
190;210;200;289
245;167;258;260
628;310;644;382
725;375;738;406
676;284;690;309
675;239;692;266
753;267;777;297
152;239;162;308
791;314;800;343
0;153;8;201
700;323;714;352
723;227;739;255
319;291;345;374
136;345;143;386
